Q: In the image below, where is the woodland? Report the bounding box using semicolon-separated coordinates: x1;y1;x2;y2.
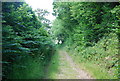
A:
2;1;120;79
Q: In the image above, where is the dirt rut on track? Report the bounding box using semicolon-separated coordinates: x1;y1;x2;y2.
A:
55;50;93;79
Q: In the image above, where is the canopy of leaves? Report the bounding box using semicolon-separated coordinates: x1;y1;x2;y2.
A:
52;2;120;78
2;2;55;78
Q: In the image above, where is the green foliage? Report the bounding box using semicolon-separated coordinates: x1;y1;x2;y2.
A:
52;2;120;79
8;56;45;79
67;33;119;79
2;2;55;79
46;50;59;79
52;2;119;44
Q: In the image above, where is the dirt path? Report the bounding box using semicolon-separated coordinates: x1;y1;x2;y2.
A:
57;50;93;79
46;50;93;79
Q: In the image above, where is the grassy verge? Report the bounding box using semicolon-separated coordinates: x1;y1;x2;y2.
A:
8;56;45;79
46;50;59;79
79;62;116;79
68;50;117;79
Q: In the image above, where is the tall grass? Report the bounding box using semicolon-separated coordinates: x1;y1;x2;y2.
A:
65;33;119;79
45;50;59;79
68;50;117;79
8;56;45;79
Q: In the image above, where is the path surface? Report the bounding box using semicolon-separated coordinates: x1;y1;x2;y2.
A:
47;50;93;79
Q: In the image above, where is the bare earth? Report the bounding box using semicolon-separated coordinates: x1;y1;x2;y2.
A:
53;50;93;79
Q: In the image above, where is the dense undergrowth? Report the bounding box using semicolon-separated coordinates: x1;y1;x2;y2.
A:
66;33;119;79
2;2;56;79
45;50;59;79
52;2;120;79
8;56;44;79
2;1;120;79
